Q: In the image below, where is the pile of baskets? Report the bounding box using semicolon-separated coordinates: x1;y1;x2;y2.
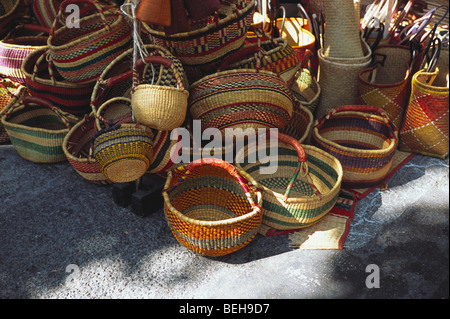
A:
0;0;448;256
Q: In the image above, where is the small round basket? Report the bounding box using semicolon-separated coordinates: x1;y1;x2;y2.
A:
162;158;263;257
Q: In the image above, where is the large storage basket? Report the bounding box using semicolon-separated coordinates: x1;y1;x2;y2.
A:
312;105;398;190
162;158;263;256
235;132;343;230
1;96;79;163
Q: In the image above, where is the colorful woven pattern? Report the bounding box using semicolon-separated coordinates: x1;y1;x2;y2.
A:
357;44;412;130
0;79;28;143
399;69;449;158
32;0;61;28
93;123;154;183
1;96;79;163
291;68;321;114
279;101;313;143
63;113;110;184
189;69;294;135
312;105;398;190
48;2;132;83
162;158;263;256
22;48;95;115
235;135;343;230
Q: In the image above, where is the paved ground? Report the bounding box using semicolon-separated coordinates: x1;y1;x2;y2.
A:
0;143;448;300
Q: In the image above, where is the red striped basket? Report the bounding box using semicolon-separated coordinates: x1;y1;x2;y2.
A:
311;105;398;190
22;48;95;115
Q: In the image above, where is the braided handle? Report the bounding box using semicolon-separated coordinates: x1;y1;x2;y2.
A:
167;158;260;210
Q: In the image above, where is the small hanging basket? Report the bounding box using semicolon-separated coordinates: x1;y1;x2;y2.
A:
312;105;398;190
1;96;80;163
162;157;263;256
235;132;343;230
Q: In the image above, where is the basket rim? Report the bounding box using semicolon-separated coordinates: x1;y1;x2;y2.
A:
62;112;97;163
0;36;48;49
0;0;20;20
235;144;343;204
47;9;126;50
413;68;450;94
142;0;255;38
312;110;399;155
162;169;263;227
358;64;410;88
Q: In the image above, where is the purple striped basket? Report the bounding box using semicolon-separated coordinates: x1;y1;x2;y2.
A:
311;105;398;190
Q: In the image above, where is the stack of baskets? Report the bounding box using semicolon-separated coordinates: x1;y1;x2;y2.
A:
0;0;448;257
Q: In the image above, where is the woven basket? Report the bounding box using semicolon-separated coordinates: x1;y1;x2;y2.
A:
357;44;412;130
0;24;49;85
399;67;449;159
131;55;189;131
223;30;307;87
32;0;63;28
148;128;183;174
162;157;263;256
235;132;343;230
47;0;132;84
0;0;20;23
312;105;399;190
95;97;133;131
22;48;95;115
0;78;28;143
279;100;314;144
92;122;154;183
290;67;321;114
136;0;171;26
1;96;80;163
63;112;111;184
189;61;294;136
142;0;255;82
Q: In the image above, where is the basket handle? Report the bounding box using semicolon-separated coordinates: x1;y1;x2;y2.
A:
274;132;321;200
31;51;58;86
21;96;77;130
50;0;112;36
132;55;185;91
166;158;260;210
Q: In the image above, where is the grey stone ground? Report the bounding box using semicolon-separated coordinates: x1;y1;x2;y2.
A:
0;143;448;300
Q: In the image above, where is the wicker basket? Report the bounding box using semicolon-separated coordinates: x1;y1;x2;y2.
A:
0;24;49;85
312;105;399;190
290;67;321;114
131;55;189;131
399;67;449;158
279;100;314;144
92;122;154;183
63;112;111;184
1;96;80;163
22;48;95;115
162;157;263;256
235;132;343;230
47;0;132;84
0;78;28;143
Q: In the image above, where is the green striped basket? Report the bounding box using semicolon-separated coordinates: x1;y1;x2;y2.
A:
235;133;343;230
1;96;79;163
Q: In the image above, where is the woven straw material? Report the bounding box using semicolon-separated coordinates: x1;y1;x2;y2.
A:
235;141;343;230
63;113;110;184
1;98;80;163
96;97;132;130
312;106;399;190
162;159;263;256
22;48;95;115
225;36;303;87
399;68;449;159
0;0;19;21
357;44;412;130
142;0;255;68
291;68;321;114
189;69;294;136
47;3;132;84
0;80;28;143
32;0;62;28
322;0;363;58
279;101;314;143
0;29;48;85
93;123;154;183
148;128;181;174
315;36;372;119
